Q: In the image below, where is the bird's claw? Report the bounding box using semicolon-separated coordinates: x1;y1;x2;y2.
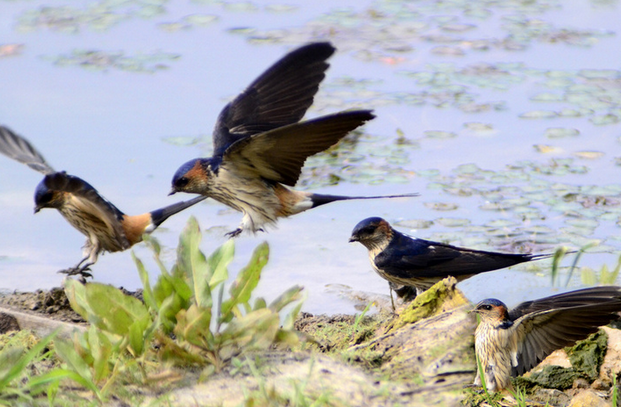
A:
225;228;243;238
58;266;93;279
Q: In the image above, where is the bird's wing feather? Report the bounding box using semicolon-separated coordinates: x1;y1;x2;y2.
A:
376;233;548;278
510;286;621;376
212;42;335;156
223;110;374;186
0;126;55;174
373;235;468;279
44;172;130;248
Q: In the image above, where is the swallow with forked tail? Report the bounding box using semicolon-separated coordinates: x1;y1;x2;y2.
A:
169;42;417;237
0;125;205;278
349;217;554;303
472;286;621;392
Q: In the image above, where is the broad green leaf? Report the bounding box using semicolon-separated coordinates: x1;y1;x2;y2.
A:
220;242;269;323
54;338;95;387
177;216;212;308
174;303;214;348
282;294;305;331
207;239;234;289
128;318;146;357
170;264;194;301
155;331;207;366
132;251;157;311
153;268;175;306
87;326;111;383
269;285;304;313
221;309;280;351
157;293;187;332
253;298;267;310
84;283;149;336
64;279;94;321
274;329;300;347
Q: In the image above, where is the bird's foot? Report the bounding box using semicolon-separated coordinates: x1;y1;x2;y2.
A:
58;266;93;280
225;228;243;238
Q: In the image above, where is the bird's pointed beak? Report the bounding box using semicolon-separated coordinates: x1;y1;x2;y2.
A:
349;235;359;243
168;188;177;196
34;206;41;214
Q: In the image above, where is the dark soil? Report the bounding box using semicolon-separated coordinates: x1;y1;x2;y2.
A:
0;286;144;324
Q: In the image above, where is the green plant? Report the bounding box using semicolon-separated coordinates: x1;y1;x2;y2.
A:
613;373;618;407
0;330;59;405
242;356;337;407
461;355;503;407
55;216;304;401
580;254;621;286
351;301;374;341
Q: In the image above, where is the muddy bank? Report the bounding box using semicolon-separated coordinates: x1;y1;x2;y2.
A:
0;280;620;406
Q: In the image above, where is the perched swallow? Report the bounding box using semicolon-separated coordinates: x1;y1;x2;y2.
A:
349;217;553;300
170;42;417;237
472;286;621;392
0;126;206;278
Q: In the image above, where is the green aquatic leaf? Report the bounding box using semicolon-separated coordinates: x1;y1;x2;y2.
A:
424;202;458;211
435;217;471;227
590;114;620;125
394;219;433;229
185;14;219;26
545;128;580;138
520;110;558;119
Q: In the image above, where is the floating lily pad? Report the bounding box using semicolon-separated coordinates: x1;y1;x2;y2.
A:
545;128;580;138
485;219;516;228
424;130;457;139
479;202;515;211
531;93;564;102
265;4;298;13
394;219;433;229
590;114;620;125
520;110;558;119
424;202;458;211
565;218;599;229
186;14;219;26
435;218;471;227
534;144;563;154
573;151;604;160
42;49;180;72
463;122;494;132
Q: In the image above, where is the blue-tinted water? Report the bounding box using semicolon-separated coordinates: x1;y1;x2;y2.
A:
1;0;621;314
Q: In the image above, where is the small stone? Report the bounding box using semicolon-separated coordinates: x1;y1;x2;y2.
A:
567;389;609;407
0;312;19;333
590;378;610;391
30;300;42;311
573;378;590;389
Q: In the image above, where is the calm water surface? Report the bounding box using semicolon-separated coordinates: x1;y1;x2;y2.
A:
1;0;621;314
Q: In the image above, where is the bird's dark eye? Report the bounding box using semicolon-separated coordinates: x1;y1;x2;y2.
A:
40;192;54;204
361;226;376;235
176;177;189;188
483;305;492;311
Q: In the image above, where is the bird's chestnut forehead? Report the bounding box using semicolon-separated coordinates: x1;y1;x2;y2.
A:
352;216;388;234
474;298;509;318
173;159;207;182
475;298;506;309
